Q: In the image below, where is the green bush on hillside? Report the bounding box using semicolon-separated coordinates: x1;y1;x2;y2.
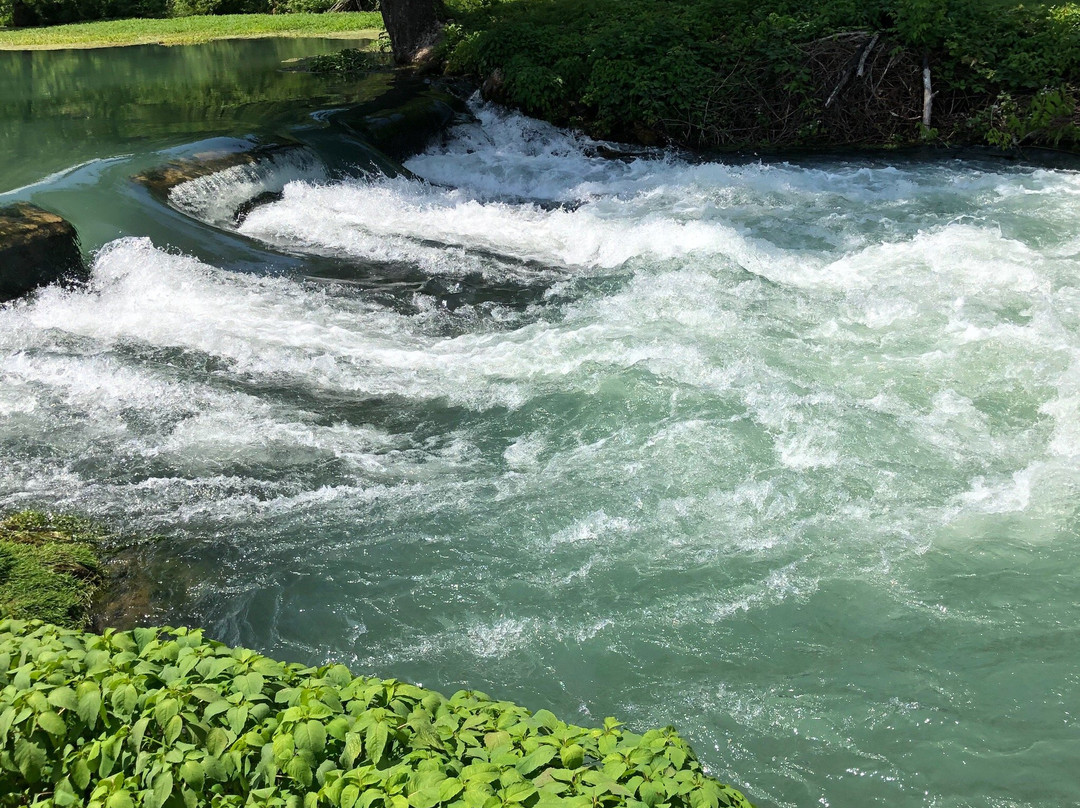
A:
0;619;754;808
442;0;1080;150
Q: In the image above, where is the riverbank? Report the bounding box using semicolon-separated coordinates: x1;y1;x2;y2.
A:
0;11;381;49
0;511;105;628
441;0;1080;152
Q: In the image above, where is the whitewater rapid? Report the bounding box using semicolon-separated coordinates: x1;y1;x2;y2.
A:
3;101;1080;808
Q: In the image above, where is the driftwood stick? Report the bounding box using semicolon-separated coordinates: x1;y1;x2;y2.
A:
857;32;880;77
826;32;878;109
873;52;897;96
922;52;933;127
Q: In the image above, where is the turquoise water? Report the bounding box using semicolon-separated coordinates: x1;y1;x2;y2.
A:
3;40;1080;808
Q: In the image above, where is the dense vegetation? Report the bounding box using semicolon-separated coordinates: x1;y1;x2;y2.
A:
0;512;104;629
0;619;754;808
441;0;1080;150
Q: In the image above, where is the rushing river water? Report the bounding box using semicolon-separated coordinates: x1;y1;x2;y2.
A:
3;39;1080;808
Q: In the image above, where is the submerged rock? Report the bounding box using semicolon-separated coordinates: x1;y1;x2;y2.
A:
133;142;312;202
330;78;472;161
0;203;86;302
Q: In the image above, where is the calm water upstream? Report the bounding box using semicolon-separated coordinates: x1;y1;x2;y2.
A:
2;38;1080;808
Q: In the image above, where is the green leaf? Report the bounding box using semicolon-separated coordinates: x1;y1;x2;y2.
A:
483;731;511;750
154;698;180;729
438;777;464;803
286;755;313;788
76;682;102;729
207;727;231;757
532;710;559;731
36;709;66;738
119;684;139;715
639;781;664;807
408;787;442;808
234;672;265;698
15;739;45;782
106;792;134;808
343;731;364;767
53;776;79;807
130;716;151;751
149;770;174;808
560;744;584;770
165;713;184;745
516;746;557;776
367;721;389;765
0;706;15;741
180;759;205;790
72;758;92;791
47;686;79;712
296;719;326;754
340;784;362;808
502;783;538;804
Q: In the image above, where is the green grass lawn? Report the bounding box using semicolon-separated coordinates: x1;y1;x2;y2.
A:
0;11;383;49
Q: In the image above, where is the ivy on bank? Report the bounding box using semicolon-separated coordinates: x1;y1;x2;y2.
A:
0;620;754;808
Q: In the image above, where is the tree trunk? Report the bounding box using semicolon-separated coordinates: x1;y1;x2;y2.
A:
380;0;440;65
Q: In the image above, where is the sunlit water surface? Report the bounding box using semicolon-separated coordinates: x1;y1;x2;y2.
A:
3;97;1080;808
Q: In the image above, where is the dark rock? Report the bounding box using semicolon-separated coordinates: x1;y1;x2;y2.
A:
0;203;86;303
481;69;507;106
330;78;472;161
234;190;285;226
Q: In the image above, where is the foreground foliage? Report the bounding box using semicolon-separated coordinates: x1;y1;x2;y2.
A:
442;0;1080;150
0;512;103;629
0;620;754;808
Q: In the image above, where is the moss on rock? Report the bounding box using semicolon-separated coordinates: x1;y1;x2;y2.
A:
0;511;106;629
0;203;86;302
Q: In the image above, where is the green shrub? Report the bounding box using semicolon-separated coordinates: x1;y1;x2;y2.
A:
443;0;1080;150
304;46;386;73
166;0;269;16
0;619;754;808
8;0;169;25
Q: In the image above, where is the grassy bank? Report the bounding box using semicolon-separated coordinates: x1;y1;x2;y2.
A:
0;511;104;628
0;11;382;49
0;619;755;807
441;0;1080;151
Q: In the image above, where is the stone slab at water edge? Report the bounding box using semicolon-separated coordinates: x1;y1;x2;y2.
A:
0;204;86;303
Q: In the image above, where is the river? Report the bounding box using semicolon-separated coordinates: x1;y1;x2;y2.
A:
2;38;1079;808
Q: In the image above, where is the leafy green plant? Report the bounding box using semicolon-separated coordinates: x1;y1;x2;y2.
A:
0;620;754;808
442;0;1080;150
166;0;270;18
304;47;387;74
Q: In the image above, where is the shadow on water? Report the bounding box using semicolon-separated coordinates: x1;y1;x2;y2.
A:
0;37;381;193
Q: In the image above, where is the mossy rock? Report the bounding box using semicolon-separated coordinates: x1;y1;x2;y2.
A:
132;142;309;201
0;511;106;629
0;203;86;303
